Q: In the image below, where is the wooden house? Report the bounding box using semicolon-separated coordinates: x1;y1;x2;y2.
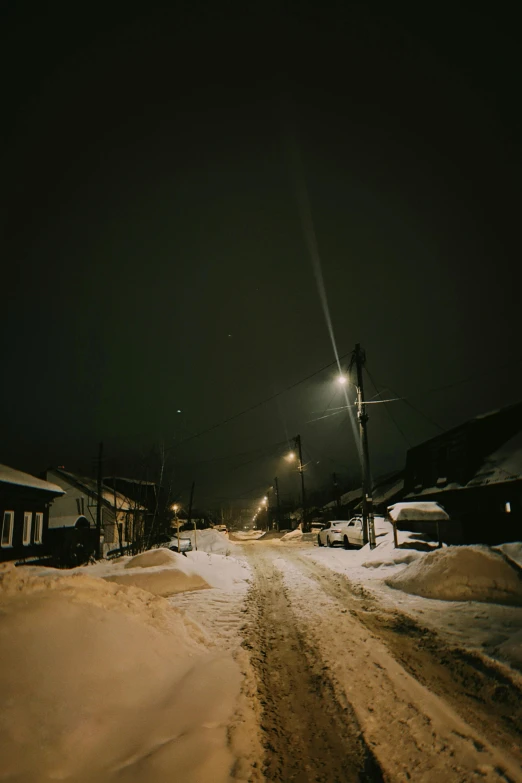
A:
0;464;64;563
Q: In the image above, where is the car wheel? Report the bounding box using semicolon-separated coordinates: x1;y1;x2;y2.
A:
343;536;351;550
318;535;323;547
327;537;333;547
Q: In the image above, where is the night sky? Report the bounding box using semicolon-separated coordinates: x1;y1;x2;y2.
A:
2;4;521;508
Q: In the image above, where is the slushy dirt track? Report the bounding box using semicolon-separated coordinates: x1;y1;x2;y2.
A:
241;541;522;783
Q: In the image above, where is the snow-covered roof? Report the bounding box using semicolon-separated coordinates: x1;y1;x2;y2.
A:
0;465;65;495
49;469;145;511
340;487;363;505
372;478;404;505
388;502;450;522
467;429;522;488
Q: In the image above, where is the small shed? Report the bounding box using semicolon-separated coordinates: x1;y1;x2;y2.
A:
387;501;461;545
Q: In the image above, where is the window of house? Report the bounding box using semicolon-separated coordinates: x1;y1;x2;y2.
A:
505;501;511;513
1;511;14;547
34;512;43;544
23;512;32;545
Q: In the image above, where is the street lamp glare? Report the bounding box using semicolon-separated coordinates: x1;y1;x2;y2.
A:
337;374;348;385
286;451;296;462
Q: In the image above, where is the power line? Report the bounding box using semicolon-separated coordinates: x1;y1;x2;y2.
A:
167;348;354;450
364;367;413;448
369;371;445;433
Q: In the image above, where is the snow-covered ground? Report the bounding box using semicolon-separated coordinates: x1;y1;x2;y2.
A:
301;523;522;671
3;523;522;782
0;545;263;782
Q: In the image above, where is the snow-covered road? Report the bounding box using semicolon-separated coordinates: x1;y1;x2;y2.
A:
240;541;522;782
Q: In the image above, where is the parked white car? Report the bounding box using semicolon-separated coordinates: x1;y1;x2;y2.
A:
317;520;357;548
318;516;385;549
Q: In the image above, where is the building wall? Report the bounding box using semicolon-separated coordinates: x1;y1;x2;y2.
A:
46;471;125;548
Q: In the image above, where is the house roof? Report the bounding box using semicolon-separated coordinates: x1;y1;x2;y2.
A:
0;464;65;495
407;426;522;499
372;477;404;506
467;429;522;488
48;469;144;510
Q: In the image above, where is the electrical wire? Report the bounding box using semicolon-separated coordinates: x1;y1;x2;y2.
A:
167;348;354;450
364;367;413;447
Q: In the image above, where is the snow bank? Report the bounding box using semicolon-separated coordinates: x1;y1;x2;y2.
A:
103;568;210;596
86;547;250;596
104;547;252;596
281;526;303;541
185;550;251;590
125;548;179;568
386;545;522;606
495;542;522;568
232;530;265;540
362;538;425;568
183;529;233;554
0;563;242;783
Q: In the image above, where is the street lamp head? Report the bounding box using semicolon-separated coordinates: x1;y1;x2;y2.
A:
337;374;348;385
171;503;179;512
286;451;296;462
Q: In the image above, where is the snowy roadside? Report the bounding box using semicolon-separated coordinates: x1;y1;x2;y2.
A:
266;549;522;783
0;534;263;782
300;527;522;672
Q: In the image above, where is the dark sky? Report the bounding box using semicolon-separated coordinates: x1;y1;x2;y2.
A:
2;3;521;509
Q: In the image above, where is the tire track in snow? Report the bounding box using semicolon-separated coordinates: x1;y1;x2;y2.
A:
284;547;522;764
244;547;384;782
267;546;522;782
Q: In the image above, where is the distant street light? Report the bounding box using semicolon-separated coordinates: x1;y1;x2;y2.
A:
286;451;296;462
337;374;348;385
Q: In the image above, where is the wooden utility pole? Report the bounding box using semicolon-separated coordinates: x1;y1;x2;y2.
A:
188;481;196;550
295;434;308;532
351;344;376;548
333;472;341;516
274;476;281;531
96;442;103;559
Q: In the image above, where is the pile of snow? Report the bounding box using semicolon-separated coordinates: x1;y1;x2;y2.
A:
362;538;425;569
281;526;303;541
386;545;522;606
182;529;233;554
0;563;242;783
495;542;522;568
185;550;251;590
125;548;179;568
232;530;265;540
102;547;252;596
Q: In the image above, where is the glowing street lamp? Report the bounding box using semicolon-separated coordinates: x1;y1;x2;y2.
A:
285;451;296;462
337;374;348;385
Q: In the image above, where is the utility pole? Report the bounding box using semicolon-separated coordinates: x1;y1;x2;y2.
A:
274;476;281;532
294;434;308;532
333;472;341;516
96;442;103;559
188;481;196;550
351;344;376;548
